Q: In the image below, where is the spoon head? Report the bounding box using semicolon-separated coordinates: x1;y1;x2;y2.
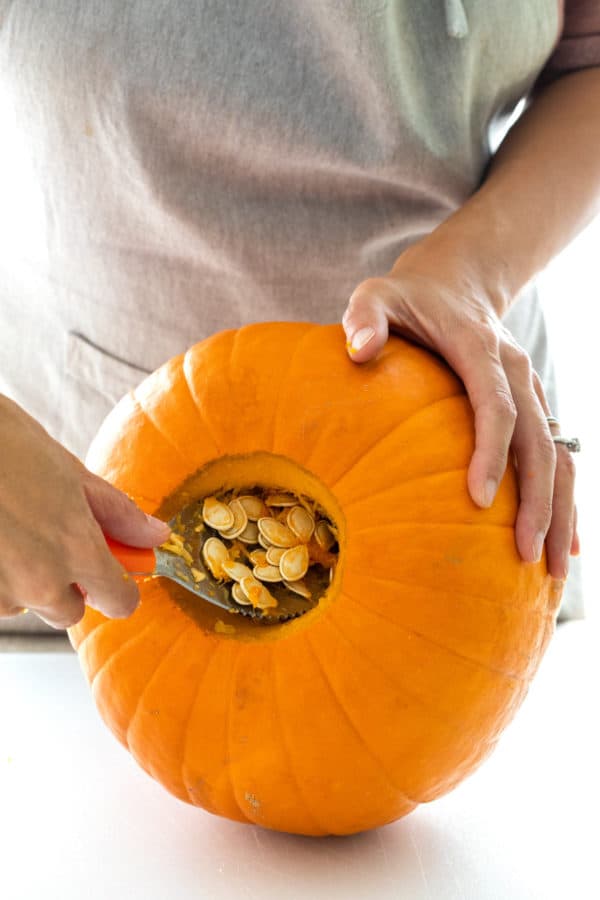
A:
155;501;316;623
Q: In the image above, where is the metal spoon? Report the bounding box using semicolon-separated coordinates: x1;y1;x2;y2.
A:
100;501;317;623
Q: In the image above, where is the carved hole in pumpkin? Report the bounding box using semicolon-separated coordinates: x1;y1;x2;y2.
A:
153;452;345;641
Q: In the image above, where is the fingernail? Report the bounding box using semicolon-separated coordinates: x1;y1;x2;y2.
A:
347;326;375;354
482;478;497;507
146;514;170;534
532;531;545;562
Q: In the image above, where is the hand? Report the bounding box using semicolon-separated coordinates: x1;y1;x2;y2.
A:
341;249;579;580
0;395;172;629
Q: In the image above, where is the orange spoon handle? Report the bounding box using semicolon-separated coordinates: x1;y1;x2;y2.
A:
74;537;157;602
104;535;157;575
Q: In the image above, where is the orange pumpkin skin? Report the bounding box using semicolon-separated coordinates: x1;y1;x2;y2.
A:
68;322;562;836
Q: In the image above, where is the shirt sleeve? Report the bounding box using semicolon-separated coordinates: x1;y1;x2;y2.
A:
536;0;600;87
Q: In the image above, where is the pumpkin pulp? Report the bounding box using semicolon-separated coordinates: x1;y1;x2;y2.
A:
153;451;345;642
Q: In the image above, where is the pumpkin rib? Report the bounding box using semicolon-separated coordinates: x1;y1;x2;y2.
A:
318;610;530;805
353;521;515;536
304;631;421;806
335;586;548;687
358;573;552;618
90;617;159;695
132;383;197;471
68;615;106;654
271;640;342;836
340;586;529;685
124;622;194;761
228;645;327;833
271;323;322;455
180;643;252;824
323;607;458;729
341;466;468;509
178;642;223;813
329;391;464;493
226;324;279;453
223;645;253;824
181;347;226;456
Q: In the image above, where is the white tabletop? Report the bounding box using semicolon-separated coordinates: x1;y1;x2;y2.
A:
1;618;598;900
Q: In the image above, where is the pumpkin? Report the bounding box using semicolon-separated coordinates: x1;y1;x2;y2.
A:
68;321;562;836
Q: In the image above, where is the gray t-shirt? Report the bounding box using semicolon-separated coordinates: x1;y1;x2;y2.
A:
0;1;584;621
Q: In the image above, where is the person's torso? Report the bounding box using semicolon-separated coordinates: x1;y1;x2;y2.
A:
0;0;559;455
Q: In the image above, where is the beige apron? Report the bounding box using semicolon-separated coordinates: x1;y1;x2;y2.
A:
0;1;582;629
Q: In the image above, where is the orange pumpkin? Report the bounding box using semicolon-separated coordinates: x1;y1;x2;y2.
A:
68;321;562;836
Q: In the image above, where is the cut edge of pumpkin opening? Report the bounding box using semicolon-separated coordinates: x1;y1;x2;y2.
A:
153;451;346;642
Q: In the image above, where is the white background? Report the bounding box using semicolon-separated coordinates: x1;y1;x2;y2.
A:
537;213;599;622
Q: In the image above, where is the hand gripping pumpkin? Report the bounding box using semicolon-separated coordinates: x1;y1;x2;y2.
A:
68;322;562;836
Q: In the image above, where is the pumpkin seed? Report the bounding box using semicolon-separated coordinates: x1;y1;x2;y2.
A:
202;496;235;531
237;495;269;521
265;546;285;565
258;517;298;548
283;578;311;599
240;575;278;610
219;498;249;539
253;564;283;583
286;505;315;543
279;544;309;581
265;492;297;507
189;485;339;615
237;521;259;544
202;537;230;579
221;560;253;582
314;520;336;551
232;582;252;605
248;548;268;567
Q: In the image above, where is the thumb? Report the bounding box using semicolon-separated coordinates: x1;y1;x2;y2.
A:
342;280;390;362
82;472;172;547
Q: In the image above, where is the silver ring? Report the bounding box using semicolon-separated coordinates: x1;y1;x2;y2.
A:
552;436;581;453
546;417;581;452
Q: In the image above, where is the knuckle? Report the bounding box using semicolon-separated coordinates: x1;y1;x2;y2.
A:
504;344;532;376
0;600;24;619
534;434;557;467
38;594;86;629
346;277;388;311
470;324;500;355
555;446;577;480
466;322;498;359
489;389;517;422
62;608;86;628
535;499;554;530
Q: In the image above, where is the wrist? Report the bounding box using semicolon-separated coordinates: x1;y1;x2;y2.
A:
389;201;518;319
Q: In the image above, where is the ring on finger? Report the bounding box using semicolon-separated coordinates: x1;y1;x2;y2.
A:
545;415;581;453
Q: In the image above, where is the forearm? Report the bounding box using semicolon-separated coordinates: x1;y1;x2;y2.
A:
392;67;600;316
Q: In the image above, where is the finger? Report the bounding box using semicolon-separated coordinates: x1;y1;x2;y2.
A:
30;583;86;630
441;329;517;508
0;604;29;619
571;504;580;556
529;372;577;577
69;526;142;619
342;279;391;360
507;356;557;565
82;471;171;547
543;444;577;579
